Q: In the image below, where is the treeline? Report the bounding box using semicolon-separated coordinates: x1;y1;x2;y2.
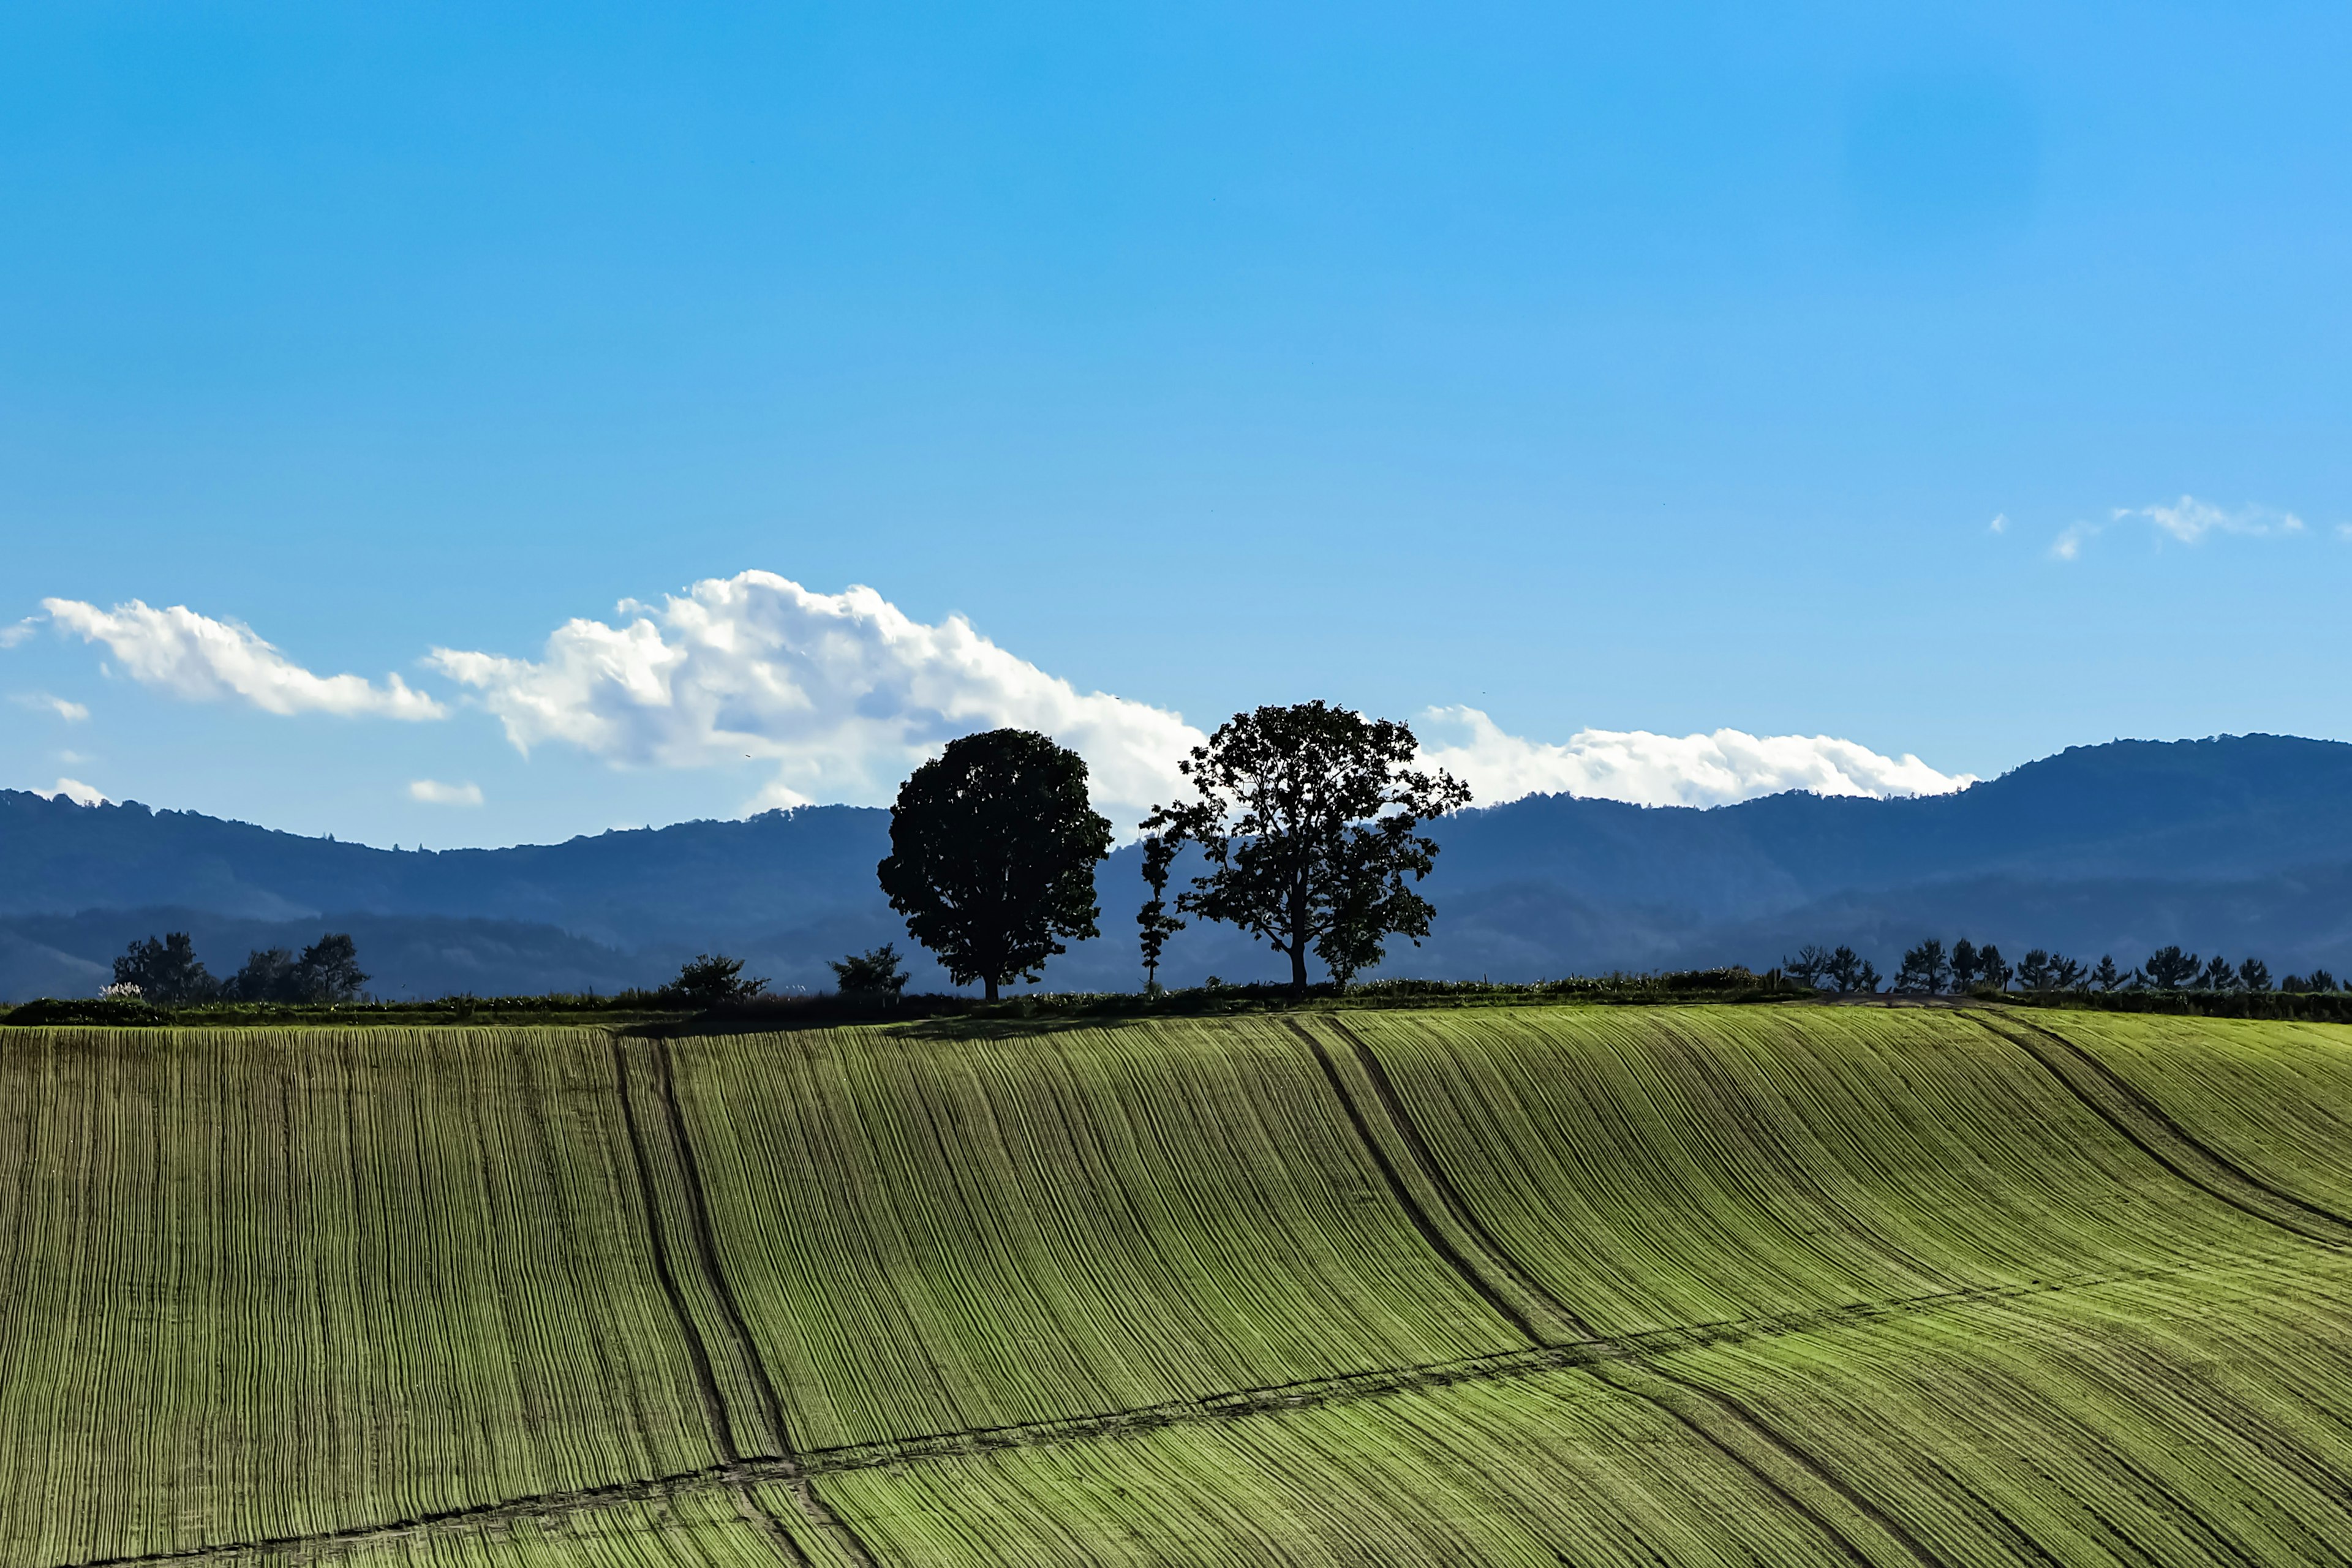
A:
1784;938;2341;997
106;930;369;1005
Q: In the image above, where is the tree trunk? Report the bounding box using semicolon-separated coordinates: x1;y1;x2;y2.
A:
1288;944;1309;1004
984;975;1000;1002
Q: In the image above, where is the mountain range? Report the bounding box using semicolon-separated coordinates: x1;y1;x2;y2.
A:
6;733;2351;1000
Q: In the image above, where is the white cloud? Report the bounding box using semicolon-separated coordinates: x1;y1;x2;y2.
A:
0;620;34;649
10;692;88;722
1416;707;1975;810
2050;521;2094;561
1988;513;2008;534
2049;496;2308;562
408;778;484;807
2121;495;2302;543
34;777;108;807
427;571;1205;820
42;598;443;720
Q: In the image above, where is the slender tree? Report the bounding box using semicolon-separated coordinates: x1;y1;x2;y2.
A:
2049;953;2088;992
2238;956;2272;993
1950;938;1982;991
2017;949;2054;992
2196;954;2237;992
1824;945;1866;993
2144;944;2199;989
879;729;1112;1001
2090;954;2123;992
1978;943;2013;991
1142;701;1469;1000
1137;834;1185;992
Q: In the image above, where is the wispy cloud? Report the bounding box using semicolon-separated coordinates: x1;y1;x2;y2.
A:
10;692;88;722
1988;513;2008;534
2125;495;2303;543
1416;707;1975;809
0;620;34;649
407;778;484;807
34;777;108;807
2054;494;2305;561
43;598;443;719
428;570;1204;820
2050;521;2094;560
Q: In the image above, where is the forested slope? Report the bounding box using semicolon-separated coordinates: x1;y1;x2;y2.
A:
2;1003;2349;1564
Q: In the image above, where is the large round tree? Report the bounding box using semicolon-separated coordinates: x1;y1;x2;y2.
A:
876;728;1114;1001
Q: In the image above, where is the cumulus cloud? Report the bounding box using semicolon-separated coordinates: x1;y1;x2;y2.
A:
1416;707;1975;810
11;692;88;722
426;571;1205;818
43;598;443;719
408;778;484;807
34;777;108;807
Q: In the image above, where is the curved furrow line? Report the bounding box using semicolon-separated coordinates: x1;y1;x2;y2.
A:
1966;1011;2352;1248
1291;1014;1948;1568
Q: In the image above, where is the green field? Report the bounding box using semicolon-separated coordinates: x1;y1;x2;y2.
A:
2;1003;2349;1565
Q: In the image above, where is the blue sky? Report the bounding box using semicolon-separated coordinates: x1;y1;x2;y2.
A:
4;2;2348;846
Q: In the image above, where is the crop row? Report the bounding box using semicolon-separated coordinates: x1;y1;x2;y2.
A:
0;1027;724;1566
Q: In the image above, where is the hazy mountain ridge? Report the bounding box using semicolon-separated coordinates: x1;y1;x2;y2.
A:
7;734;2351;998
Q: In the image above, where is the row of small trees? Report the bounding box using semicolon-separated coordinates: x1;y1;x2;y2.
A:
107;931;370;1005
1786;937;2341;997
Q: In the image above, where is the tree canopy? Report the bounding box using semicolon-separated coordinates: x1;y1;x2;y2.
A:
1142;701;1470;999
877;728;1112;1001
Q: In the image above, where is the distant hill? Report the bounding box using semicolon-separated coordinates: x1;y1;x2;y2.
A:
7;733;2352;998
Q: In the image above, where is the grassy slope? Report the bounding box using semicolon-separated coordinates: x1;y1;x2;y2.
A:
668;1019;1521;1450
1324;1006;2285;1332
789;1366;1836;1567
4;1004;2352;1566
2035;1009;2352;1216
0;1027;722;1566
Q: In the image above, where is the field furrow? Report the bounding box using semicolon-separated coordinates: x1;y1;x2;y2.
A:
665;1020;1521;1449
0;1028;723;1566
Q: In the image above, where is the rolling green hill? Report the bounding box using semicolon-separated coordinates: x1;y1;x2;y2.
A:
2;1003;2348;1565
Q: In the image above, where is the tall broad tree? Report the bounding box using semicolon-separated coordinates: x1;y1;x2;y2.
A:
1141;701;1471;1000
878;728;1112;1001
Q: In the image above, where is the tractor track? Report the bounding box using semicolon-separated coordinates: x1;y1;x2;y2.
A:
1966;1009;2352;1249
1299;1014;1949;1568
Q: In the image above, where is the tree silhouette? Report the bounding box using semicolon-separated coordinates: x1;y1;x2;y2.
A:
829;944;909;1000
2144;945;2199;989
1823;945;1866;993
1978;944;2012;991
1950;939;1982;991
1783;944;1833;990
663;952;766;1007
879;729;1112;1001
1137;833;1185;992
1897;938;1951;994
2237;956;2272;993
2091;954;2123;992
113;932;216;1004
2196;954;2237;992
1142;701;1469;1000
292;933;369;1003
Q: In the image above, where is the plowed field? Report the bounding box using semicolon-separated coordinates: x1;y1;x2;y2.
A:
2;1004;2346;1566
